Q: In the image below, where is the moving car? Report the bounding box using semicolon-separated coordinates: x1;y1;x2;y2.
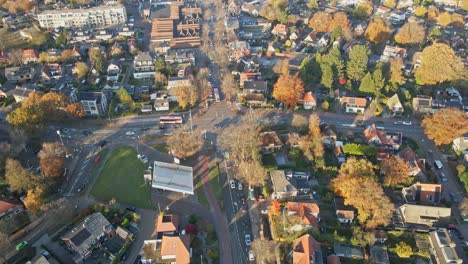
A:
248;250;255;261
126;131;135;136
394;121;403;125
16;241;28;251
440;172;448;182
230;180;236;189
402;121;412;126
238;182;243;191
245;234;251;246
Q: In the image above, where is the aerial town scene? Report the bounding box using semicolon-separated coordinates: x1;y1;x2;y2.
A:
0;0;467;263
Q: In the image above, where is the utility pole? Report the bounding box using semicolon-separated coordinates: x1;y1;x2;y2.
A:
189;108;193;133
56;130;69;158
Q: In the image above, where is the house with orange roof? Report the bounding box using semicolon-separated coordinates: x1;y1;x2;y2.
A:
271;24;288;39
22;49;38;64
302;92;317;110
339;97;367;114
398;147;423;176
363;124;403;150
156;214;179;241
160;234;191;264
287;202;320;231
334;198;356;224
402;182;442;205
292;234;322;264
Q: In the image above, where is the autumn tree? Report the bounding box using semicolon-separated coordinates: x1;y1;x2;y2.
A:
24;187;45;215
291;114;308;134
395;241;413;258
414;6;427;17
451;13;465;28
307;0;318;9
359;72;376;95
459;198;468;217
365;19;391;43
354;1;373;19
309;12;332;32
298;115;324;167
7;104;45;132
61;49;74;62
38;142;65;177
389;58;405;84
5;159;34;193
381;156;412;187
383;0;396;8
422;108;468;146
437;12;452;26
39;92;69;121
66;103;85;118
329;12;351;38
173;85;198;109
415;43;464;85
221;73;238;101
395;22;426;45
331;158;394;229
88;48;105;73
347;45;369;81
352;226;375;246
272;59;289;75
74;62;89;80
270;199;281;215
167;129;203;158
116;88;135;110
427;5;439;20
251;240;276;264
273;74;304;108
219;113;265;187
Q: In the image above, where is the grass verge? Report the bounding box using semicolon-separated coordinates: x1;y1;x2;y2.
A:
208;165;223;210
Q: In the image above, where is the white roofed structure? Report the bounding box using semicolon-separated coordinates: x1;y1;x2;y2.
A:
152;161;194;194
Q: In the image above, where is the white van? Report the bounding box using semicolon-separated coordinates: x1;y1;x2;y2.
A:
434;160;443;169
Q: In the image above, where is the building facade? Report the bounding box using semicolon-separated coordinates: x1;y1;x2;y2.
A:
77;92;108;116
38;4;127;29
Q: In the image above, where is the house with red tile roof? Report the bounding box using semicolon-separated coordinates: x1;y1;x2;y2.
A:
402;182;442;205
302;92;317;110
339;97;367;113
156;214;179;241
160;234;191;264
271;24;288;39
292;234;321;264
287;202;320;231
398;147;423;176
363;124;403;150
22;49;38;64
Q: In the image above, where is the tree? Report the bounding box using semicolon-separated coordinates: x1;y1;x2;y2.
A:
251;240;276;264
395;22;426;45
321;64;334;89
383;0;396;8
389;58;405;84
66;103;85;118
307;0;318;8
5;159;34;193
381;156;412;187
38;52;53;63
437;12;452;26
89;48;105;73
372;66;385;92
347;45;369;81
0;231;11;258
309;12;332;32
270;199;281;215
354;1;373;19
7;49;23;65
329;12;351;37
8;128;27;155
39;92;69;121
221;73;238;101
331;158;394;229
292;114;308;134
395;241;413;258
73;62;89;80
321;101;330;111
24;187;45;216
273;74;304;108
414;6;427;17
173;85;197;109
415;43;464;85
451;13;465;28
116;88;135;110
352;226;375;246
297;115;324;167
462;0;468;11
359;72;376;94
38;142;65;177
365;19;391;43
422;108;468;146
55;30;68;47
427;5;439;20
273;59;289;75
167;129;203;158
7;105;45;132
61;49;74;62
459;198;468;217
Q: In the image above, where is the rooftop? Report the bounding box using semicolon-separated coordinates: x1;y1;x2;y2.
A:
152;161;194;194
156;214;179;233
160;235;191;263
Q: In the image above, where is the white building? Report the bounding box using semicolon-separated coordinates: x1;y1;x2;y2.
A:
133;52;155;79
152;161;194;195
77;92;108;116
38;4;127;29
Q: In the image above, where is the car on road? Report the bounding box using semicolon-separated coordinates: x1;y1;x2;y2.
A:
230;180;236;189
126;131;136;136
16;241;28;251
449;192;460;203
248;250;255;261
100;140;107;148
441;172;448;182
403;121;412;126
40;250;50;259
77;184;85;192
245;234;251;246
393;121;403;125
126;206;137;212
238;182;243;191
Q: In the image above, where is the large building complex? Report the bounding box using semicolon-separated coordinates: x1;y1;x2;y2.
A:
38;4;127;29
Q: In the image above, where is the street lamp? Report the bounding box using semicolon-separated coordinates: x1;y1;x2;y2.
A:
56;130;69;158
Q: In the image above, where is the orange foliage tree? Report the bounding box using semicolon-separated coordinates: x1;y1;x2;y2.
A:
272;74;304;108
422;108;468;146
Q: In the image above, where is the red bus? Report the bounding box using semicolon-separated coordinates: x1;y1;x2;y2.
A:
213;88;220;103
159;115;183;124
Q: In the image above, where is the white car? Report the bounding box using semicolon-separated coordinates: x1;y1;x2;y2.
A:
402;121;412;126
238;182;243;191
248;250;255;261
393;121;403;125
245;234;251;246
230;180;236;189
125;131;135;136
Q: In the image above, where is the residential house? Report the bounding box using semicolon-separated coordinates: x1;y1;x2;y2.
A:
156;214;179;241
333;243;364;259
133;52;155;79
433;0;462;6
77;92;108;116
271;24;288;39
386;94;404;116
62;213;115;262
412;95;433;114
239;72;262;88
227;0;240;16
398;147;423;176
398;204;451;227
271;170;310;200
224;16;239;31
106;64;120;82
302;92;317;110
41;63;63;82
334;141;346;164
243;80;268;94
292;234;322;264
95;30;113;41
321;124;337;148
380;45;407;62
0;198;23;221
12;85;42;102
402;182;442;205
152;92;170;111
118;26;134;37
339;97;367;113
229;41;251;62
428;229;463;264
370;246;390;264
363;124;403;150
289;53;308;73
259;131;283;154
4;66;35;82
21;49;38;64
244;93;266;107
453;135;468;155
241;3;259;17
70;47;82;61
334;198;356;224
160;235;191;264
374;230;388;243
165;51;195;64
167;77;191;90
287;202;320;231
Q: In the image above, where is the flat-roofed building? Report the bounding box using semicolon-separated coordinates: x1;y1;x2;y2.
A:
152;161;194;194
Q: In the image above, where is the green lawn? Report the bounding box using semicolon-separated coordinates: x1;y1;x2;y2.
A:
91;147;152;208
208;166;223;209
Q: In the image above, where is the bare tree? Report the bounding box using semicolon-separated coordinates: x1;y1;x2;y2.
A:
8;128;27;155
38;142;65;177
167;129;204;159
251;239;276;264
221;72;238;101
291;114;308;134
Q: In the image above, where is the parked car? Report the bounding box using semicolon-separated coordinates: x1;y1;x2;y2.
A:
126;206;137;212
230;180;236;189
238;182;243;191
245;234;251;246
441;172;448;182
126;131;135;136
394;121;403;125
402;121;412;126
248;250;255;261
16;241;28;251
